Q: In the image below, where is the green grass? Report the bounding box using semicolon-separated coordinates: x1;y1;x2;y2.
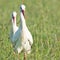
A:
0;0;60;60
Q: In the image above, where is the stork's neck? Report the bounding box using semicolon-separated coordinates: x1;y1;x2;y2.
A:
12;18;17;34
20;12;26;29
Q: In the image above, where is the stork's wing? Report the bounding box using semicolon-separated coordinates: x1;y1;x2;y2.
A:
14;28;23;53
12;28;21;42
10;26;19;43
26;28;33;46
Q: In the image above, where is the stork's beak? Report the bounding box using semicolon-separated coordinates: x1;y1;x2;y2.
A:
22;9;24;16
12;16;15;20
12;16;15;22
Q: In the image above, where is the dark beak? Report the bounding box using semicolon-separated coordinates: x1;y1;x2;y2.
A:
12;16;15;20
22;10;24;16
12;16;15;22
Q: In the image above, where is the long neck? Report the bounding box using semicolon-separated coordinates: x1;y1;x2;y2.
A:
12;18;17;34
20;11;26;29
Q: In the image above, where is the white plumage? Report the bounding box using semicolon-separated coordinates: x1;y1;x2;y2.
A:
10;12;18;45
10;4;33;60
13;5;33;54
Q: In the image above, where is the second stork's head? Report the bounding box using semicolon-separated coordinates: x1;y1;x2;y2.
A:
20;4;25;17
12;11;17;24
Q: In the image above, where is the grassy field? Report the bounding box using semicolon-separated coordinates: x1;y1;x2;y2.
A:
0;0;60;60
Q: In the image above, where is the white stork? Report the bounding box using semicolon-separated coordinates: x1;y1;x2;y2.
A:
10;4;33;60
14;4;33;53
10;12;18;46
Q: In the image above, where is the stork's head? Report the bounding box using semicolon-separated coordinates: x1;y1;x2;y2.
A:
20;4;25;16
12;11;17;23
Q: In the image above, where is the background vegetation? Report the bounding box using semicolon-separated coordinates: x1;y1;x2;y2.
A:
0;0;60;60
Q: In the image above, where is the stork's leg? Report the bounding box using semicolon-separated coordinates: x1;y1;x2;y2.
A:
24;52;27;60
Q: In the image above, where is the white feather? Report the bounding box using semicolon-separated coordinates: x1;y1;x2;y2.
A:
10;11;18;44
10;5;33;54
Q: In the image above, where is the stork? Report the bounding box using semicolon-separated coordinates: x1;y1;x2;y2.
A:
10;11;18;47
10;4;33;60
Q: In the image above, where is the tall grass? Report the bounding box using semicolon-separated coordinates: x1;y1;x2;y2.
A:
0;0;60;60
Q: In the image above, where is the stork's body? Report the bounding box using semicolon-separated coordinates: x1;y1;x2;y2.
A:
10;5;33;60
14;5;33;54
